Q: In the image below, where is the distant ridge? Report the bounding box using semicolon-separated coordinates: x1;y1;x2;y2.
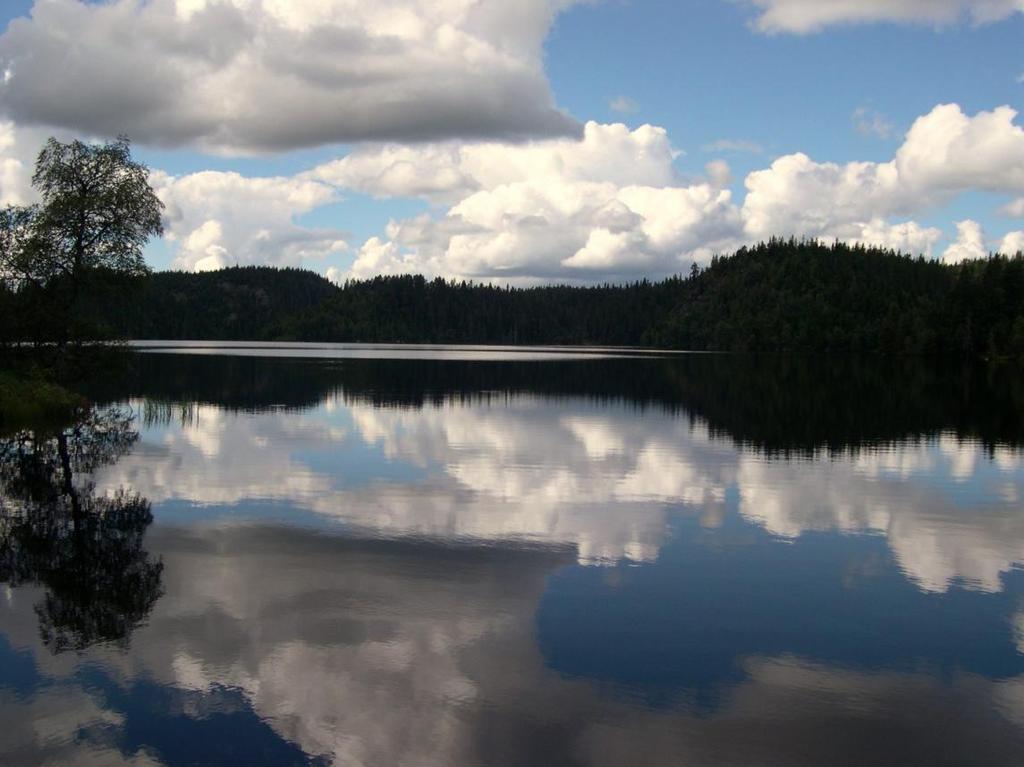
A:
34;240;1024;356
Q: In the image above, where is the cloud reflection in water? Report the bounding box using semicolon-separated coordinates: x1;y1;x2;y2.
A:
94;393;1024;589
4;352;1024;765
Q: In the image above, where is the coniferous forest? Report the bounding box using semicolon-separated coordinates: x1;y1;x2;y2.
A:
4;239;1024;357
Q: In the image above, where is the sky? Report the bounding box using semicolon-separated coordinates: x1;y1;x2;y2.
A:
0;0;1022;284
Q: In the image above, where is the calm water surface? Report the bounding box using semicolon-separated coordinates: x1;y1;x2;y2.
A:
3;346;1024;766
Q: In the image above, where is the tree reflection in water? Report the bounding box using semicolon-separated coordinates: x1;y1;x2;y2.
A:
0;406;163;653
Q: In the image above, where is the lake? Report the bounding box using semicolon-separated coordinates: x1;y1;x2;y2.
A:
3;345;1024;766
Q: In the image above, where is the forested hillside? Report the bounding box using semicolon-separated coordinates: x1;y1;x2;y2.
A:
649;239;1024;355
5;240;1024;356
129;266;338;340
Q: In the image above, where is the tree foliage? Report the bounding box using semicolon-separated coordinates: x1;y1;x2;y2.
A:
0;136;163;345
73;239;1024;358
30;136;163;281
5;212;1024;357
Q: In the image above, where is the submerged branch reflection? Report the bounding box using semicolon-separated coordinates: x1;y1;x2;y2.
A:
3;352;1024;765
0;406;163;653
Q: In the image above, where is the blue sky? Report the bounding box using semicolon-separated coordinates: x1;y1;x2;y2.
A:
0;0;1022;281
544;0;1024;242
549;1;1022;159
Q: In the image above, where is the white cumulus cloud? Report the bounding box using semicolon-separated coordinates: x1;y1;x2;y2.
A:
314;122;745;283
3;102;1010;279
832;219;944;257
309;104;1024;280
942;220;989;264
345;180;741;283
123;103;1024;278
154;170;348;271
744;0;1024;34
311;122;681;204
0;119;63;206
0;121;33;206
705;159;734;188
1000;230;1024;255
0;0;581;153
743;104;1024;251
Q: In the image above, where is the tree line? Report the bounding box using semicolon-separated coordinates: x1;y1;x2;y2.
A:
1;136;1023;357
0;137;162;350
7;238;1019;356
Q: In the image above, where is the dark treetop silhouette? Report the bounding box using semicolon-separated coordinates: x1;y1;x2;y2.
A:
72;239;1024;358
0;137;1021;358
0;136;163;347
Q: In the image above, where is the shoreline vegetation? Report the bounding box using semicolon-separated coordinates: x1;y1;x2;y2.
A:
0;369;83;433
4;237;1024;426
0;136;1021;462
0;136;164;428
6;238;1020;358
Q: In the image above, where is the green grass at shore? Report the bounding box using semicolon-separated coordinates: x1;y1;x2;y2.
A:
0;370;84;433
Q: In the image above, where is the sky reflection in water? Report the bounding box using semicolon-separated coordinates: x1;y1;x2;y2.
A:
3;349;1024;766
